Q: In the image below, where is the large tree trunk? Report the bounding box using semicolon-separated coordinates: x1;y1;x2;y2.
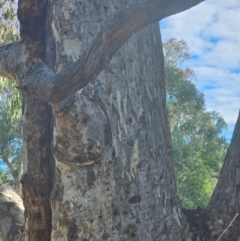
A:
49;2;188;240
1;0;240;240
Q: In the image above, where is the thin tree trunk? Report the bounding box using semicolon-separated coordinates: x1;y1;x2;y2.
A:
17;0;53;240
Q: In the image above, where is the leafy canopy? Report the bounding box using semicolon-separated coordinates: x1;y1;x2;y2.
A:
163;39;228;209
0;1;22;192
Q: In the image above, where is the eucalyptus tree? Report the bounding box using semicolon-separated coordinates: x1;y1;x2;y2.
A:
0;0;22;192
0;0;240;241
0;94;22;193
164;39;228;208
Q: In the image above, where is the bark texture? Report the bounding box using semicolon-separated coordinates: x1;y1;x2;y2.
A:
0;184;24;241
20;0;204;104
206;112;240;240
49;1;189;239
2;0;240;241
16;0;53;240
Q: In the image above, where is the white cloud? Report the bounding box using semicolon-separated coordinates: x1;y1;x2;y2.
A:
214;0;240;8
160;0;240;141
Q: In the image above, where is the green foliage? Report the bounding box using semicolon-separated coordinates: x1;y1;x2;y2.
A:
0;1;19;43
0;168;15;186
0;77;22;120
4;6;15;20
164;39;228;209
0;84;22;190
0;23;20;42
0;1;22;191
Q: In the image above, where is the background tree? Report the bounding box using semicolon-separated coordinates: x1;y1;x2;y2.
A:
0;0;19;42
0;1;22;193
0;81;22;193
163;39;228;208
1;0;240;241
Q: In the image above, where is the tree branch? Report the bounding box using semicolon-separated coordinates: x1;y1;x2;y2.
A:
0;42;23;80
0;184;24;241
23;0;204;104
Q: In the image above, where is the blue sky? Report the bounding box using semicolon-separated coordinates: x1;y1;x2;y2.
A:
160;0;240;142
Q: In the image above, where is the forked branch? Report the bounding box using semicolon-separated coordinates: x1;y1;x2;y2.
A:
0;0;204;104
0;42;23;80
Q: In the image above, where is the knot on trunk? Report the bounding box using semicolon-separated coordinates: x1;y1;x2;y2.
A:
52;94;111;166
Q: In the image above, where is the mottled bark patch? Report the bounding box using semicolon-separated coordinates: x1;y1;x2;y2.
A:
53;95;111;166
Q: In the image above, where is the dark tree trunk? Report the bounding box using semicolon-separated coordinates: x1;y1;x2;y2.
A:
1;0;240;241
206;113;240;240
17;0;53;240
